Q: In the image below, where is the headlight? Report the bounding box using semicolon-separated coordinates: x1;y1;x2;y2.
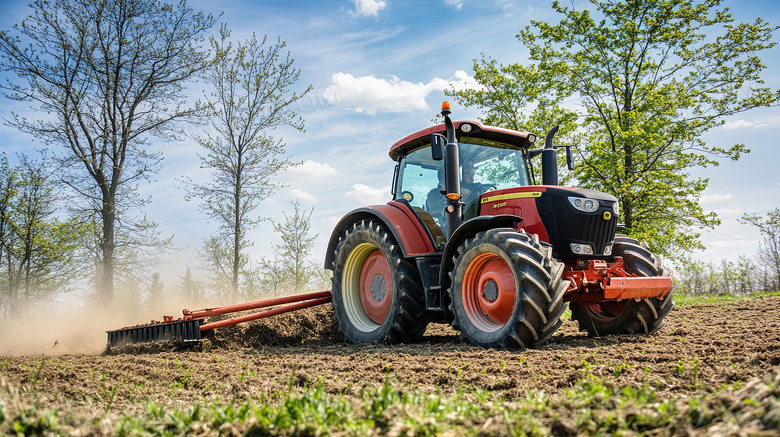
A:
568;196;599;213
613;201;619;216
604;244;613;256
571;243;594;255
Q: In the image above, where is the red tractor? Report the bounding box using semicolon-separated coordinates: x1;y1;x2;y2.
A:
325;102;674;348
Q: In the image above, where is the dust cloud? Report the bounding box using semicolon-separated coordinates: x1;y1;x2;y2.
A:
0;293;219;356
0;289;341;355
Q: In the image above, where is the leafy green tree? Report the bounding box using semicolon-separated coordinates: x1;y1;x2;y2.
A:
197;235;238;302
446;57;579;185
183;26;310;303
449;0;779;259
448;55;578;140
0;154;17;317
740;208;780;291
257;258;287;296
0;0;217;303
0;155;17;287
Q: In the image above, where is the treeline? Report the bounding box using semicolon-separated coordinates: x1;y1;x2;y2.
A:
0;154;87;318
675;257;779;297
0;168;328;317
675;209;780;297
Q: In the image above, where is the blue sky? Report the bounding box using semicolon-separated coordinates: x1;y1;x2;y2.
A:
1;0;779;292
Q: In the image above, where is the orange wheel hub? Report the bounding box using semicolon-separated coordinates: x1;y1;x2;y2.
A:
461;252;516;332
359;250;392;324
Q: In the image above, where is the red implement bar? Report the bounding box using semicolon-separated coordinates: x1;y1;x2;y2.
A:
564;258;674;302
183;290;332;320
199;295;332;331
604;276;674;300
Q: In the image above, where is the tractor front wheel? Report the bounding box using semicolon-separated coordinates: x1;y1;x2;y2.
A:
448;228;567;349
330;219;430;344
570;235;675;336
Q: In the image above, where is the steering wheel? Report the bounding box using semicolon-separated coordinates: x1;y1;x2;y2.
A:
462;184;497;220
467;183;497;201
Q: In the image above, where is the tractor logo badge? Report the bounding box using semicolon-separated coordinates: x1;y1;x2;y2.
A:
493;201;507;209
402;191;413;202
603;211;612;221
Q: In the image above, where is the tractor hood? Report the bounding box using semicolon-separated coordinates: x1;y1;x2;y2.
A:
479;185;619;258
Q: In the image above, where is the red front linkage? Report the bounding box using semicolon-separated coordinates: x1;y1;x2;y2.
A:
563;257;673;303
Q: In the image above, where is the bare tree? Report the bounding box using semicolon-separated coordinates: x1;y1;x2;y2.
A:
258;200;327;296
177;266;205;303
741;209;780;291
270;200;318;294
146;272;164;312
184;26;310;303
0;0;217;303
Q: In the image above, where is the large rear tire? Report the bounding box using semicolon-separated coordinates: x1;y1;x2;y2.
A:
448;228;567;349
330;219;430;344
570;235;675;336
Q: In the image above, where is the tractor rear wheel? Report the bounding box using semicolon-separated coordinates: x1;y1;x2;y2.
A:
330;219;430;344
448;228;567;349
570;235;675;336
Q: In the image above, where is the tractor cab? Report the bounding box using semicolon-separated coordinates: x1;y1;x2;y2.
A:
389;104;620;261
390;117;537;248
393;137;532;243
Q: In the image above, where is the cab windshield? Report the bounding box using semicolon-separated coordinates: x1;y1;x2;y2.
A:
395;142;530;210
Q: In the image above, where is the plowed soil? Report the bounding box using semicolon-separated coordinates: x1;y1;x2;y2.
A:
1;296;779;420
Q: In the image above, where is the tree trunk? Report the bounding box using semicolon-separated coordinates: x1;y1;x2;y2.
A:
232;177;241;303
100;197;116;304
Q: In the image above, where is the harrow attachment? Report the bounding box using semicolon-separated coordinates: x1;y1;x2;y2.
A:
106;290;332;347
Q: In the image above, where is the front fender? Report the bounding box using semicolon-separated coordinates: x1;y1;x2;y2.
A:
438;215;523;289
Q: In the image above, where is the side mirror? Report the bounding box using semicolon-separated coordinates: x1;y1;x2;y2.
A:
552;144;574;171
430;133;445;161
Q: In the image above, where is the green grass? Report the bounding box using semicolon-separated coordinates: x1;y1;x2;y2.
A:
673;290;780;306
2;372;777;436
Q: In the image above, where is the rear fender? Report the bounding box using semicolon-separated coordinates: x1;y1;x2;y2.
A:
324;202;436;269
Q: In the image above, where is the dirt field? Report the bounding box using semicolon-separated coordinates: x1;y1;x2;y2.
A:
1;295;779;434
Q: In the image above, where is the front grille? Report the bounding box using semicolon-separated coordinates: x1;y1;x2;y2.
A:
573;212;617;253
537;192;618;257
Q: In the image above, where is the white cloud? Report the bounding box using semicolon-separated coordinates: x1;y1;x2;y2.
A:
286;160;339;177
445;0;463;10
287;188;317;204
709;239;749;248
722;115;780;130
711;207;744;218
345;183;391;204
700;193;733;204
324;70;478;114
449;69;481;91
349;0;387;18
